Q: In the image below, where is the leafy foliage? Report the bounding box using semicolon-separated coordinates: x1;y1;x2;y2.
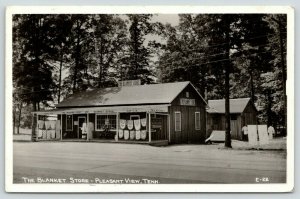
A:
12;14;287;132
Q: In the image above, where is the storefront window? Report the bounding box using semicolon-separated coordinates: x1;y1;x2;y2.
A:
195;112;200;130
66;114;73;131
96;114;117;131
175;111;181;131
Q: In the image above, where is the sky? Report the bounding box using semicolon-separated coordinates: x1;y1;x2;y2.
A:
152;14;180;26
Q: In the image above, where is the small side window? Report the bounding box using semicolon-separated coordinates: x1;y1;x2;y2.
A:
195;112;201;130
186;92;189;98
175;112;181;131
66;114;73;131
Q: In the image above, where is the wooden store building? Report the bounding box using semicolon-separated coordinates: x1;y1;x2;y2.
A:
33;81;207;145
206;98;257;140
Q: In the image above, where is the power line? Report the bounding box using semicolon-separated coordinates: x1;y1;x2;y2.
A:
160;48;283;68
199;31;286;50
164;38;283;61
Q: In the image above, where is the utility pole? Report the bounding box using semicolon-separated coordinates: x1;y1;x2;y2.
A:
224;16;232;148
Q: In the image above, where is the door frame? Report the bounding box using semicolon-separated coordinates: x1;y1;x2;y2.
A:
77;116;86;139
230;119;238;139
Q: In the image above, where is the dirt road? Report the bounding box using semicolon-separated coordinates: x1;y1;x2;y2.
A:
13;142;286;184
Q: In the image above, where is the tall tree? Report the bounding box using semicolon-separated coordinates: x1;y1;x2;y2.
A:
91;14;127;87
13;14;55;138
265;14;287;130
48;14;73;103
68;15;92;92
207;14;235;148
158;14;213;96
125;14;154;84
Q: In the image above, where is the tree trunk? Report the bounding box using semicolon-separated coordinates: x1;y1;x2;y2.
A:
224;62;232;148
98;42;103;88
73;23;81;92
13;100;16;135
266;90;272;126
224;18;232;148
58;45;63;103
17;102;23;134
31;102;37;141
249;67;255;102
272;16;287;133
278;21;287;132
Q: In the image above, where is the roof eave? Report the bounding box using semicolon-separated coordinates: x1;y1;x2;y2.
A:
169;82;207;105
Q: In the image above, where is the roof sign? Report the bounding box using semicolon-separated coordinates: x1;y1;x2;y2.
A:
118;80;141;87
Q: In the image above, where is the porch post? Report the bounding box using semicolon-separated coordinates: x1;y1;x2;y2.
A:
60;114;63;141
36;114;39;141
87;113;89;141
116;112;119;141
148;112;151;143
168;114;171;143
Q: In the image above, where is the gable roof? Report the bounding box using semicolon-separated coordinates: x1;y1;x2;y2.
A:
57;81;205;108
207;98;252;114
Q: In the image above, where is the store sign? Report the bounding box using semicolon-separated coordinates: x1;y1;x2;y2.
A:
94;105;169;113
118;80;141;87
151;118;162;129
180;98;195;106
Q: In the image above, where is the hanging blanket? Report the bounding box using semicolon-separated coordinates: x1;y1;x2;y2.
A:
38;120;45;130
82;123;87;134
124;130;129;140
87;122;94;140
55;121;61;139
45;121;51;130
127;120;134;130
258;125;269;145
119;119;126;129
141;118;147;127
50;130;56;139
135;130;141;140
130;130;135;140
248;125;258;146
42;130;47;139
141;130;147;140
134;119;141;131
38;129;43;138
46;130;51;139
50;121;56;130
119;129;124;139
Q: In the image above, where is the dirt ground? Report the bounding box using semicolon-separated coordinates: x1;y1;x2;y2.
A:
13;139;286;184
13;128;287;151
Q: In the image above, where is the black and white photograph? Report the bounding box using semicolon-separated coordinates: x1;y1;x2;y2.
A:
5;6;294;192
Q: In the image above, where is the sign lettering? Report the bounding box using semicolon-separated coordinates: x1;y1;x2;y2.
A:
118;80;141;87
180;98;195;106
151;118;162;129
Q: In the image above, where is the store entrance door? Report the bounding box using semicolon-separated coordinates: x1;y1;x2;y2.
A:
78;117;86;139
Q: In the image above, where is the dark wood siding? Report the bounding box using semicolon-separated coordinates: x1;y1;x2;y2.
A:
151;114;168;141
206;100;257;140
62;114;89;138
169;84;206;144
242;102;257;126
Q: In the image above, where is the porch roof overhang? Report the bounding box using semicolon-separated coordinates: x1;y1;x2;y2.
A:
33;104;171;115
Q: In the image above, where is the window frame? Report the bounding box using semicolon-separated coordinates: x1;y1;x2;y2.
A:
186;91;189;98
66;114;73;131
195;112;201;130
130;115;140;120
95;113;117;131
174;111;181;132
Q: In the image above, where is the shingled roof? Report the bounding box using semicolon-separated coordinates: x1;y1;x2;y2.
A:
207;98;252;114
57;81;205;108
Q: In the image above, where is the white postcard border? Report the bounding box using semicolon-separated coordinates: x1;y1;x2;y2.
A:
5;5;294;192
